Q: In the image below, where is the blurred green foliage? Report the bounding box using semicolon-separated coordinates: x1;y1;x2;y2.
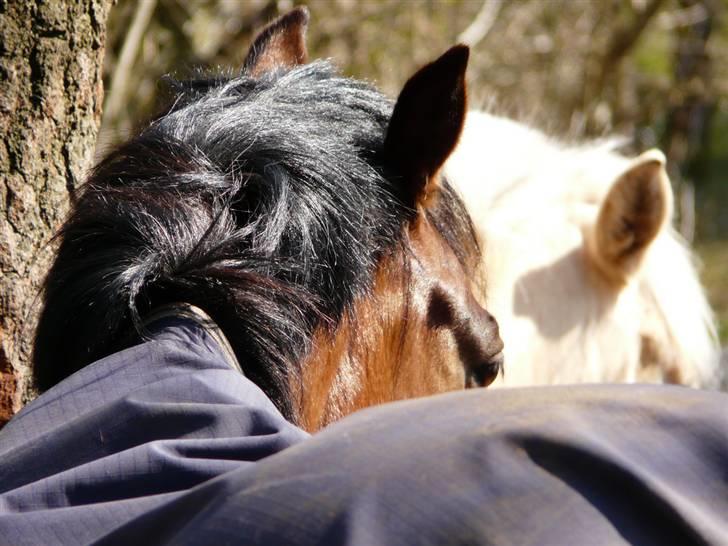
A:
697;242;728;341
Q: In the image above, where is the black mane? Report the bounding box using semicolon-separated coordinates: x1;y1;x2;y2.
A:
33;61;479;420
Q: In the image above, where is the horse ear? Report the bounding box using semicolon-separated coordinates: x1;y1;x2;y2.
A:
383;45;469;208
587;149;673;284
243;7;309;77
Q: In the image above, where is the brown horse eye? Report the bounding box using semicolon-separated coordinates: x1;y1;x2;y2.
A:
466;351;504;388
427;285;504;388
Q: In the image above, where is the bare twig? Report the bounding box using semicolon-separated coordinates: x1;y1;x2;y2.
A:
680;182;696;243
104;0;158;124
584;0;665;129
456;0;503;47
603;0;665;70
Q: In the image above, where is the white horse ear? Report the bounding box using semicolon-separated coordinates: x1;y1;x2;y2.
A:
587;149;673;284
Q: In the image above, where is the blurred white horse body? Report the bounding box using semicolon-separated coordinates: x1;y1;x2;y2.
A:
446;111;720;388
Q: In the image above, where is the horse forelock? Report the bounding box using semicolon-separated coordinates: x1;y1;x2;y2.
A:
33;60;481;422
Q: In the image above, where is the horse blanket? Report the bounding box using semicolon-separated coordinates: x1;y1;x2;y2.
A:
1;315;726;545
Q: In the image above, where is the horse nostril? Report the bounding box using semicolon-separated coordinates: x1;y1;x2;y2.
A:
467;351;504;388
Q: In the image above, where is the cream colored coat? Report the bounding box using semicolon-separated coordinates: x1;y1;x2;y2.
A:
446;111;720;388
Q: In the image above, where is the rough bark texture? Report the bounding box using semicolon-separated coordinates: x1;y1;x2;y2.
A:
0;0;111;425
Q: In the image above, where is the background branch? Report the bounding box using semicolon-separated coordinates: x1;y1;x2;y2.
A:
456;0;503;47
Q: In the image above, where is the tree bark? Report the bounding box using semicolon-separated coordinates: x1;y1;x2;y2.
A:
0;0;111;425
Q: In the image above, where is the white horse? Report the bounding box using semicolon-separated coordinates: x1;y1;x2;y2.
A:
446;111;720;388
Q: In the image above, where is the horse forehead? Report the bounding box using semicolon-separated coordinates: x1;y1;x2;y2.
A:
486;220;643;314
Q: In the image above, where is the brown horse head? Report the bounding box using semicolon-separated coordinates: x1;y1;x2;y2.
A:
289;40;503;430
33;7;503;432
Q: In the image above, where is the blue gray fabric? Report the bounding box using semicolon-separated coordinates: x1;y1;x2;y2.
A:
1;318;727;545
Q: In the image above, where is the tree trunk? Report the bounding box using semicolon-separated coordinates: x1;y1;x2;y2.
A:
0;0;111;425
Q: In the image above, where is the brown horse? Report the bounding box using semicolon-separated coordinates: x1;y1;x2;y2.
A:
32;8;503;432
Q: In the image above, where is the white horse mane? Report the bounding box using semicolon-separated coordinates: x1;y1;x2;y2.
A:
447;111;720;388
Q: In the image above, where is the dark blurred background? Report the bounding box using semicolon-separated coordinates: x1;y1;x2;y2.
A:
99;0;728;342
